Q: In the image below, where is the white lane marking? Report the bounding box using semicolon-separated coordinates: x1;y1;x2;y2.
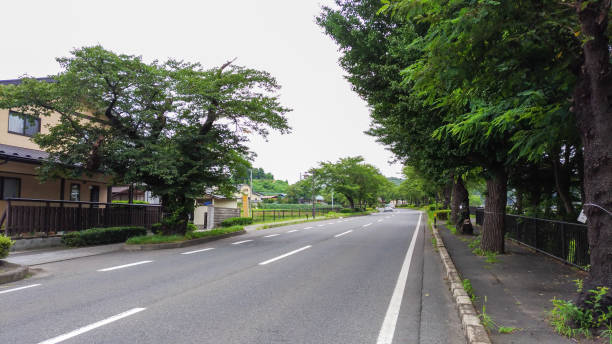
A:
287;229;299;233
317;224;325;227
37;307;146;344
334;230;353;238
376;213;422;344
0;283;41;295
303;226;313;229
181;248;215;255
258;245;312;265
378;219;383;222
363;223;372;227
97;261;153;272
232;240;253;245
264;234;280;238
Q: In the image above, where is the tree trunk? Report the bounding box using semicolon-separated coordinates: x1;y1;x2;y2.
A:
443;175;453;210
451;175;467;224
481;168;507;253
551;149;575;218
573;0;612;308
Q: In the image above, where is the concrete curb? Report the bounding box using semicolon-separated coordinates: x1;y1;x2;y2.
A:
0;261;29;284
123;230;246;251
431;222;492;344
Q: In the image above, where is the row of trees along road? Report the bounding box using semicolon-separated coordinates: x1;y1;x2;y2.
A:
0;46;291;235
289;156;395;209
318;0;611;308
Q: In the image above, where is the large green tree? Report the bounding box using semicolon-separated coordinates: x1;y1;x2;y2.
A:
0;46;290;234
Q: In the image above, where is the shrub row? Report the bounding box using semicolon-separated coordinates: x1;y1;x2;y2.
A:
62;226;147;247
433;209;451;221
0;236;14;259
220;217;253;227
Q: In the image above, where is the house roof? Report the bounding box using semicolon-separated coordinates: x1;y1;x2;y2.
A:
0;144;48;164
0;77;56;85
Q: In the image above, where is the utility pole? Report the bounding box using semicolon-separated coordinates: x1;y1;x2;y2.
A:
331;190;334;210
311;171;316;218
249;169;253;216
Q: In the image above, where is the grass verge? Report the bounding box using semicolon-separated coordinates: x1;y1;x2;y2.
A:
125;225;244;245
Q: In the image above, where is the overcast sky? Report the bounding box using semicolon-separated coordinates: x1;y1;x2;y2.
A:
1;0;403;183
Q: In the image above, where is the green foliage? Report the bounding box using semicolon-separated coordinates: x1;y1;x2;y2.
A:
257;203;333;210
62;227;146;247
111;200;150;205
126;225;244;244
0;236;15;259
220;217;253;227
0;46;290;235
550;287;612;338
433;210;450;220
252;179;289;194
463;279;476;301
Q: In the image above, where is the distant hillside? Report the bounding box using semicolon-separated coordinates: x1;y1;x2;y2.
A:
387;177;404;186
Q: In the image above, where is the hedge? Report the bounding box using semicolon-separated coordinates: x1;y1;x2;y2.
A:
0;236;14;259
433;210;451;221
62;226;147;247
220;217;253;227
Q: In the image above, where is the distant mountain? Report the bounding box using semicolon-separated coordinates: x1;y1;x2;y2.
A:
387;177;404;186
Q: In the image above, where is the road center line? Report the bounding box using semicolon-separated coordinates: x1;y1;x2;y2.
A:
287;229;299;233
181;248;215;255
0;284;41;295
232;240;253;245
334;230;353;238
303;226;313;229
258;245;312;265
264;234;280;238
363;223;372;227
37;307;146;344
376;213;422;344
97;261;153;272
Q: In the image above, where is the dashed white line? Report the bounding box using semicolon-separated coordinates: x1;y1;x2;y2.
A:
376;213;422;344
363;223;372;227
317;224;325;227
378;219;383;222
97;261;153;272
264;234;280;238
334;230;353;238
258;245;312;265
37;307;146;344
287;229;299;233
303;226;313;229
0;284;41;295
232;240;253;245
181;248;215;255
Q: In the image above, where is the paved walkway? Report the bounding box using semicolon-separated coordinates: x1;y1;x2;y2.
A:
437;223;586;344
5;243;124;266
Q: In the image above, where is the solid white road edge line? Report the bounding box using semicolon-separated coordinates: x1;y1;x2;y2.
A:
334;230;353;238
37;307;146;344
232;240;253;245
376;213;422;344
181;248;215;255
258;245;312;265
287;229;299;233
264;234;280;238
0;283;41;294
97;261;153;272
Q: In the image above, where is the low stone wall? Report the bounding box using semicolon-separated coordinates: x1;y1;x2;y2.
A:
10;236;63;252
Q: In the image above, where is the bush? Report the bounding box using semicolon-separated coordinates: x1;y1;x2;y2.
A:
0;236;14;259
220;217;253;227
434;210;451;220
187;223;198;232
339;208;354;213
126;225;244;245
62;226;147;247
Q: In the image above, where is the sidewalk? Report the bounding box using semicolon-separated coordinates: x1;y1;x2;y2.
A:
5;243;124;266
437;223;587;344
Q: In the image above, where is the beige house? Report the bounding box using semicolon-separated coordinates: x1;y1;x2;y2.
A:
0;78;111;228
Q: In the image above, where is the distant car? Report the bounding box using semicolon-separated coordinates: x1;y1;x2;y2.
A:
383;207;393;212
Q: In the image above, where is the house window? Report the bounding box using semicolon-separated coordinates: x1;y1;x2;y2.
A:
0;177;21;200
8;111;40;137
70;183;80;201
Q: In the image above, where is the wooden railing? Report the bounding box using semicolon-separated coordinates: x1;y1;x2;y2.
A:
4;198;163;237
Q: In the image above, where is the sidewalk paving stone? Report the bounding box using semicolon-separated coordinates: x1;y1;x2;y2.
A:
437;223;588;344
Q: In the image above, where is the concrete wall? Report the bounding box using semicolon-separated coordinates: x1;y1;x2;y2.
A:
213;198;237;209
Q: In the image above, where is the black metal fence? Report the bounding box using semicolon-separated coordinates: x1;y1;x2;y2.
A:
251;207;337;222
2;198;163;237
473;207;589;268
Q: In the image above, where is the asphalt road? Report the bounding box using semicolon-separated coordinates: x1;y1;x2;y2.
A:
0;209;464;344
